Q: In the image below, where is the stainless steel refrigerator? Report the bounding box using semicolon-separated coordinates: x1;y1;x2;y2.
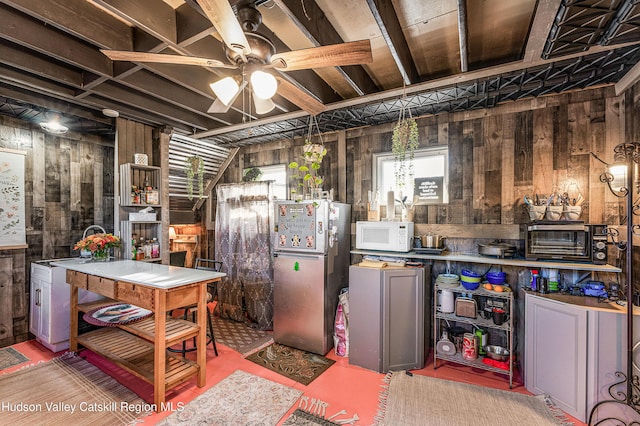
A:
272;199;351;355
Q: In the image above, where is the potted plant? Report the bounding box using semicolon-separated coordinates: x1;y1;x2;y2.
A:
289;139;326;199
185;155;205;200
242;167;262;182
289;116;327;199
392;107;419;190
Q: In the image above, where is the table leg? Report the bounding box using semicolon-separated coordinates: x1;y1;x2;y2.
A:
154;288;167;408
70;284;79;352
197;282;206;386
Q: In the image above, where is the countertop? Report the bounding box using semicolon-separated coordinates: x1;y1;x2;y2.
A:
351;249;622;273
523;289;639;315
50;259;225;289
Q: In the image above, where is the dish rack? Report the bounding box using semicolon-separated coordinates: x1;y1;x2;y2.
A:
433;278;515;388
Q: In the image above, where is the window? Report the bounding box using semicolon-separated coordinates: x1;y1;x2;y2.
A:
243;164;288;200
373;146;449;204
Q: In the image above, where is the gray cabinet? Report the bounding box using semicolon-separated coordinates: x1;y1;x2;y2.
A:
525;293;588;420
524;293;640;423
348;265;429;373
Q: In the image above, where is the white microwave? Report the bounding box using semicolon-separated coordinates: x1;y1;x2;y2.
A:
355;221;414;252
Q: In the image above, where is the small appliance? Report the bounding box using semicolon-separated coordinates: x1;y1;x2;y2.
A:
355;221;414;252
522;221;608;264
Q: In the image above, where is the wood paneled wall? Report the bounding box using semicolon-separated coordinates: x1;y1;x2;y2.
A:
225;86;626;229
0;115;114;346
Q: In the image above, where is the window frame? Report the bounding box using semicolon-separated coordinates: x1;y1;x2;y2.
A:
372;145;450;205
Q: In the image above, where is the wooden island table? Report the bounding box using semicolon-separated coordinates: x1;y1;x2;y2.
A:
50;259;225;410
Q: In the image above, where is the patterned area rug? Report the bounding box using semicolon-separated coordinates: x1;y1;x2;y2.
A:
245;343;335;386
375;371;574;426
0;347;29;370
0;353;150;425
156;370;302;425
211;315;273;356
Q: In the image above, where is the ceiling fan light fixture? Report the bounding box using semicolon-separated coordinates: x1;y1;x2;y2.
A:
250;70;277;100
210;76;241;106
253;96;275;115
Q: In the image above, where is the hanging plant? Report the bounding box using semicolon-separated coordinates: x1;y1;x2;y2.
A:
392;104;419;189
242;166;263;182
289;117;326;198
184;155;205;200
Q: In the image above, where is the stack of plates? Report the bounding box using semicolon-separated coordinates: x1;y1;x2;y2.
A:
436;273;460;288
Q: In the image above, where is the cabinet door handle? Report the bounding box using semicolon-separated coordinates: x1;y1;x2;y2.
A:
35;288;41;306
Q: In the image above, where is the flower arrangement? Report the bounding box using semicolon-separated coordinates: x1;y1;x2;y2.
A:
74;233;121;255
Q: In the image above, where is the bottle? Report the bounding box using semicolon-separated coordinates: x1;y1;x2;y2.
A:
151;238;160;258
548;269;559;292
530;269;539;292
144;239;152;259
131;237;137;260
137;237;146;260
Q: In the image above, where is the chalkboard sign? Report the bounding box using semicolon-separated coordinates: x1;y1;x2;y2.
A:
414;176;444;204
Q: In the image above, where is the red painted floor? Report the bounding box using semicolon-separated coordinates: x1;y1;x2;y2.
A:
5;338;585;425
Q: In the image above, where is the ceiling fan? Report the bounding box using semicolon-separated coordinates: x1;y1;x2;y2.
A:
101;0;373;116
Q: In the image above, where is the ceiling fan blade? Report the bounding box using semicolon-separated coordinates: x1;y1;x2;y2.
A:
270;40;372;72
275;76;326;116
101;50;237;69
198;0;250;55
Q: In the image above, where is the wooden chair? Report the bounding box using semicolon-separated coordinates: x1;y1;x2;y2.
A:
167;258;221;356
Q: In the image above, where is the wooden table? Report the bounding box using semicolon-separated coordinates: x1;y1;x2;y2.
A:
51;259;225;410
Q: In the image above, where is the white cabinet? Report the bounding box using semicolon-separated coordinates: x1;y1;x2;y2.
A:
30;263;103;352
349;265;429;373
525;292;640;423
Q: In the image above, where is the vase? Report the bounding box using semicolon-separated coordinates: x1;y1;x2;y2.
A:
92;249;110;262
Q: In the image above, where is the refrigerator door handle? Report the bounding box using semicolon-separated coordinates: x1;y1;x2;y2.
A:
274;252;325;259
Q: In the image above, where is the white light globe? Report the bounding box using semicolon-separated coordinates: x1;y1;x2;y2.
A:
251;70;277;99
210;76;240;106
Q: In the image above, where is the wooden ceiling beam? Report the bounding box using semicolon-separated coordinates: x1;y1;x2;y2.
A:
90;81;222;130
90;0;178;45
0;84;112;126
0;40;83;87
457;0;468;73
524;0;563;63
0;4;112;76
0;0;132;50
365;0;420;85
274;0;378;96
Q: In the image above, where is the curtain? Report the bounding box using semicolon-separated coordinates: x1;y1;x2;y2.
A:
215;182;274;330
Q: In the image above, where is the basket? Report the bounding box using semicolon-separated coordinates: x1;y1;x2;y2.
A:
134;153;148;165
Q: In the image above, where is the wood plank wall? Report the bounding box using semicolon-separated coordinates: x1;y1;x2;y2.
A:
224;86;626;228
0;115;114;347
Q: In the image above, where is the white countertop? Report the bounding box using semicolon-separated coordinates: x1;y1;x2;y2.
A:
49;259;225;289
351;250;622;273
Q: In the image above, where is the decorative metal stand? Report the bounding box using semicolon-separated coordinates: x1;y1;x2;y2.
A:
589;143;640;425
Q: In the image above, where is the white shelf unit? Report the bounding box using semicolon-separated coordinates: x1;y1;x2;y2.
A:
433;283;515;388
119;163;163;262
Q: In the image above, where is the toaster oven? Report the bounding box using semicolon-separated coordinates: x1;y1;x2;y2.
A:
523;222;608;264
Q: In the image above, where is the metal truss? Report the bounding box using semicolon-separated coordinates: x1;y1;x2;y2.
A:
543;0;640;59
210;45;640;147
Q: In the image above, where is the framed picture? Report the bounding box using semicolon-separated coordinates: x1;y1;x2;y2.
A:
0;148;27;249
